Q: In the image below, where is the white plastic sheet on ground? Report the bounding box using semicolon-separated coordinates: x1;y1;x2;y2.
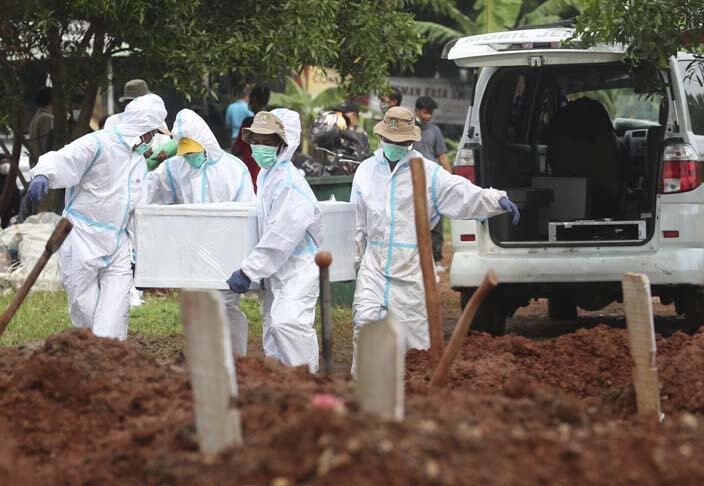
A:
0;212;64;292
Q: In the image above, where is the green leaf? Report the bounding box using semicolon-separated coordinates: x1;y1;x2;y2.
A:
520;0;588;27
414;20;467;45
474;0;523;33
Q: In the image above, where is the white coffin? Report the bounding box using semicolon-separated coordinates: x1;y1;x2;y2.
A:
134;201;355;289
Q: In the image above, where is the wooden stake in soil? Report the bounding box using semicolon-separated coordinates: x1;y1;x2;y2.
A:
409;157;444;364
621;273;663;421
430;270;498;387
0;217;72;338
181;290;243;454
315;251;333;375
355;315;404;421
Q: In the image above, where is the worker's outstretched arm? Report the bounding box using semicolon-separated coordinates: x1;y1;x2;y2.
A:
429;163;506;220
29;133;99;189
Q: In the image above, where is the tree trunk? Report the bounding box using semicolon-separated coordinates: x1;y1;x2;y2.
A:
72;24;106;139
0;109;23;226
47;25;68;148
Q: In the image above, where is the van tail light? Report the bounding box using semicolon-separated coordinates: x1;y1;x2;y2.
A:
460;234;476;242
660;143;702;194
454;147;478;183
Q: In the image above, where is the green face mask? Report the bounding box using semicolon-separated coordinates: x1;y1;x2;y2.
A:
184;152;207;169
134;140;152;156
251;144;278;169
382;141;411;162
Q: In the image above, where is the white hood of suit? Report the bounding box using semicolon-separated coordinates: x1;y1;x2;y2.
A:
271;108;300;162
170;108;223;160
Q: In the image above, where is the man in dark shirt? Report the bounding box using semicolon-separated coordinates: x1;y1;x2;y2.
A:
27;87;54;167
413;96;450;270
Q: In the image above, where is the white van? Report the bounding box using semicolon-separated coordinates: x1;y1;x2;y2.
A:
445;23;704;334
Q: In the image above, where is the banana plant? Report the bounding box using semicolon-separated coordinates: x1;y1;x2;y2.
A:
519;0;589;27
402;0;588;46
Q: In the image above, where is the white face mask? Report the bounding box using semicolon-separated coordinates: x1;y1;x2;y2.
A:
72;109;81;122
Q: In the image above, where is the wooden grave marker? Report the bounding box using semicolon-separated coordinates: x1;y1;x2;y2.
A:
355;315;405;421
621;273;663;421
181;290;243;454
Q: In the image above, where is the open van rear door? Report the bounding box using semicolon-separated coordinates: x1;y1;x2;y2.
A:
443;27;625;67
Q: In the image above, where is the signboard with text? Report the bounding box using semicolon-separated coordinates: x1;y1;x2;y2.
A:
369;76;472;126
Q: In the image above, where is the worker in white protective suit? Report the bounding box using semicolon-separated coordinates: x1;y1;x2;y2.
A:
351;107;520;370
145;108;255;355
226;109;323;372
27;94;168;340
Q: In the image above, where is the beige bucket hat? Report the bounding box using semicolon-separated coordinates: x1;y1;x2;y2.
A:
374;106;421;142
242;111;288;145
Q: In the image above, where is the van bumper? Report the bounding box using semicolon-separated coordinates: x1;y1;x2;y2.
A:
450;247;704;288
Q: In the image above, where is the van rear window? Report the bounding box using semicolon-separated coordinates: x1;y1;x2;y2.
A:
679;61;704;135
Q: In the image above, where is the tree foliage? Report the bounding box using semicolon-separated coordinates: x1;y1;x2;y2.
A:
0;0;422;139
0;0;421;220
575;0;704;70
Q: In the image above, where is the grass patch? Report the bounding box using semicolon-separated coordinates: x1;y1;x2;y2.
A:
0;289;353;348
0;291;71;347
129;293;181;336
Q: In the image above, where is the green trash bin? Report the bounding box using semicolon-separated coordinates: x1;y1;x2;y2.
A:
306;175;354;202
306;175;355;306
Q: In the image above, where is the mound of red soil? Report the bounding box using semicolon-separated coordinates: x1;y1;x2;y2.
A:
407;325;704;416
1;327;704;484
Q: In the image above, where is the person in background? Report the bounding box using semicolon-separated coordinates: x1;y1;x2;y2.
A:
225;86;253;142
226;109;323;373
379;87;402;114
341;103;362;132
230;86;269;190
118;79;151;110
27;87;54;168
233;116;258;191
413;95;451;271
20;86;54;222
26;94;167;340
146;108;255;355
249;86;271;113
350;107;519;373
340;103;370;156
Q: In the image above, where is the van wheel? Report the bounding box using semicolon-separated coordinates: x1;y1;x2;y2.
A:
548;296;578;321
460;289;506;336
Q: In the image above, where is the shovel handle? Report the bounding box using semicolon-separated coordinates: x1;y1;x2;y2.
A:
45;218;73;254
0;218;73;338
315;251;333;375
409;157;444;364
430;270;498;387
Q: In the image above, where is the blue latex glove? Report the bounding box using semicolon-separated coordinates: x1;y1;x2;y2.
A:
499;196;520;225
226;269;251;294
28;175;49;204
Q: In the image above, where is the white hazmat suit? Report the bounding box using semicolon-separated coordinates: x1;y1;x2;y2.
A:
105;111;171;148
146;108;255;355
240;109;323;372
29;94;167;339
351;149;507;358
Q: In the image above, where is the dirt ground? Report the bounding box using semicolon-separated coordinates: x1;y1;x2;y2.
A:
2;324;704;485
2;244;703;484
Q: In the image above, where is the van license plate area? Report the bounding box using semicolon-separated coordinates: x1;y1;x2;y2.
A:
549;220;646;243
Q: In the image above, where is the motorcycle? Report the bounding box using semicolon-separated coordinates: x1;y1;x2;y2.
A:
295;111;370;177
